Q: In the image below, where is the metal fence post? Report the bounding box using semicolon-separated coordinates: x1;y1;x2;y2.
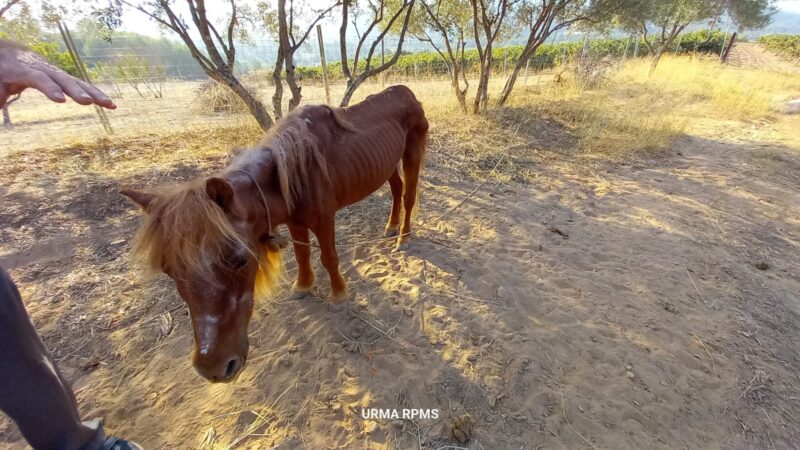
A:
316;25;331;105
719;21;731;58
622;36;630;64
58;21;113;135
720;31;737;63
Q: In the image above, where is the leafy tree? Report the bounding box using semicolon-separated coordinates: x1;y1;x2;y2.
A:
615;0;718;74
337;0;416;106
413;0;472;113
76;31;204;79
496;0;621;107
258;0;339;118
0;1;38;43
0;1;21;18
469;0;514;113
728;0;776;30
614;0;775;74
112;55;165;98
116;0;275;130
29;41;78;75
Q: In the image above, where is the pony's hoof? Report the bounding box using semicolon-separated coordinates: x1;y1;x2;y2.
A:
393;241;410;252
329;291;348;307
289;288;313;300
328;300;348;312
384;227;399;238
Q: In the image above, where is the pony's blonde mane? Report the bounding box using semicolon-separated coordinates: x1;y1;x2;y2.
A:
130;179;281;300
257;105;353;212
130;105;354;298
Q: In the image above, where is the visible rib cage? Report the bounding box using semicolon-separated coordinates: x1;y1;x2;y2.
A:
123;86;427;382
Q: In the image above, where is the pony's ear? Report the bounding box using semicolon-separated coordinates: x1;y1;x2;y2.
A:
205;177;235;213
121;189;156;212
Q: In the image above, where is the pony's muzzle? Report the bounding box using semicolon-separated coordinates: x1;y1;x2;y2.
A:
192;333;249;382
193;353;246;383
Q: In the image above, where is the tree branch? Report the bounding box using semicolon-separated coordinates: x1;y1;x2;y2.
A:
121;0;216;71
363;0;415;75
353;1;384;75
188;0;228;69
291;1;340;51
0;0;21;18
339;0;352;80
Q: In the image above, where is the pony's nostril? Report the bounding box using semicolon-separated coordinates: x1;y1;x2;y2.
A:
224;357;241;378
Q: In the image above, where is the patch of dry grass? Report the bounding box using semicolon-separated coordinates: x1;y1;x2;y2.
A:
618;55;800;121
4;54;797;181
503;72;685;158
3;122;262;185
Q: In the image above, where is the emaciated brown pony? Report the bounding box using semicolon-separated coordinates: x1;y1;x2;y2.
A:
122;85;428;382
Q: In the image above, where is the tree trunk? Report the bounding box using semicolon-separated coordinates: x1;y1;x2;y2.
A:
445;58;468;114
649;26;684;76
648;48;664;75
337;0;415;107
472;53;491;114
285;59;302;111
277;0;302;112
220;75;273;131
272;50;285;120
452;75;467;114
340;77;365;107
497;56;528;107
2;104;11;127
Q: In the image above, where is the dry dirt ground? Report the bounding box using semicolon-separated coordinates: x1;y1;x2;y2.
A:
727;42;800;73
1;96;800;447
0;107;800;449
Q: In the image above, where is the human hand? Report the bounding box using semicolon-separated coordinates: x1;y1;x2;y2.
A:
0;40;116;109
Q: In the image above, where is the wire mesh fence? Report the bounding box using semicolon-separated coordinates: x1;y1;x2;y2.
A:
0;28;730;155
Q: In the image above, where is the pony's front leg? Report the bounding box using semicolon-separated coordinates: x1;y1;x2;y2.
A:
288;225;315;299
313;217;347;304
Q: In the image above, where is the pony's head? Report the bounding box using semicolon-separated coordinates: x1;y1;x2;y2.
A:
122;175;287;382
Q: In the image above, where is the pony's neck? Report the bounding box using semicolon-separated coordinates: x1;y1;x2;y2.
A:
226;153;290;231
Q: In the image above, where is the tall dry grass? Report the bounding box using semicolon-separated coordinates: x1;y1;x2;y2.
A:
493;54;800;158
4;54;797;176
618;55;800;120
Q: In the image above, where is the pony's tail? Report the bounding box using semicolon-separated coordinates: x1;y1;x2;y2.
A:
401;126;428;220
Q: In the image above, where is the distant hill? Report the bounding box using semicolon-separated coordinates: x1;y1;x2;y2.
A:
747;10;800;37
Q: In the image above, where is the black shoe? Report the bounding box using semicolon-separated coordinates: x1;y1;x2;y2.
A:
103;437;144;450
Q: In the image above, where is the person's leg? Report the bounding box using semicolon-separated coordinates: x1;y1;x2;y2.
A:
0;266;103;450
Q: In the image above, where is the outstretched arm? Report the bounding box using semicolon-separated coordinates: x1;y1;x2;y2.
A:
0;39;116;109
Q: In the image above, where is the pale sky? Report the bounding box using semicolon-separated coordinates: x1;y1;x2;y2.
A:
114;0;800;37
19;0;800;38
115;0;341;39
776;0;800;13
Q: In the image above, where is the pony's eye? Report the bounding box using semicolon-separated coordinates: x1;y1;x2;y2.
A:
229;255;248;270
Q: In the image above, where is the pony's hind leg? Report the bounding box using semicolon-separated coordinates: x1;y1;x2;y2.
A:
395;125;427;251
312;217;348;305
288;225;315;299
384;167;403;237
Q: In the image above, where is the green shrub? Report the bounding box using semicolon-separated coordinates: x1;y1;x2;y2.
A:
291;32;727;82
29;41;79;76
758;34;800;59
